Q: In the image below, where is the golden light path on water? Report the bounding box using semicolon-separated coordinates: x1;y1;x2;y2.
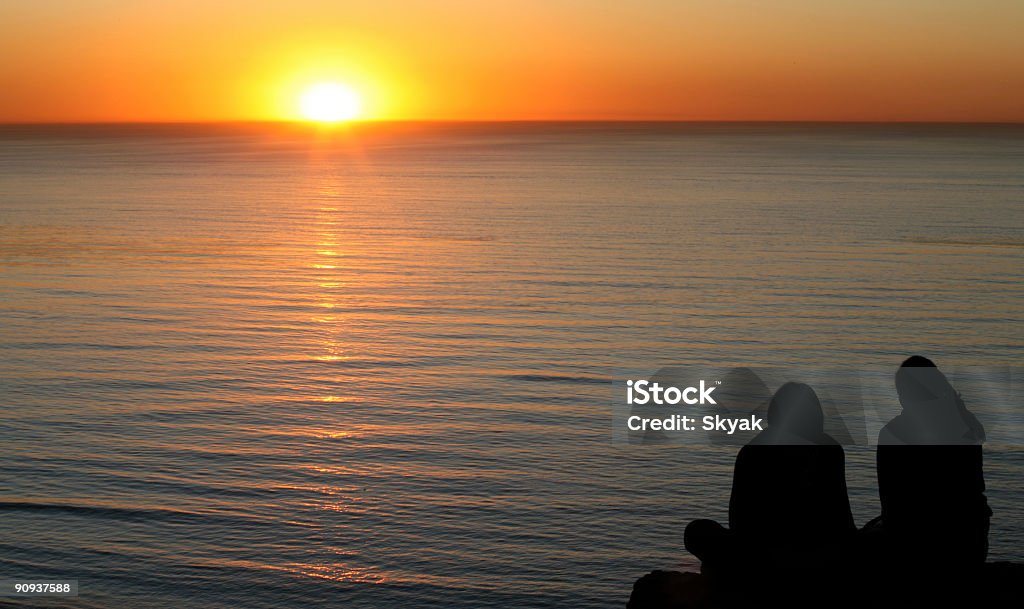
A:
0;123;1021;608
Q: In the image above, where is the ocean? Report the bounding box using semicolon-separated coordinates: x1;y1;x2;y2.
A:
1;123;1022;608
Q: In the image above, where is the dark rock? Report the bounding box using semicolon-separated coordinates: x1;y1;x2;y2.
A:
627;562;1024;608
626;570;712;609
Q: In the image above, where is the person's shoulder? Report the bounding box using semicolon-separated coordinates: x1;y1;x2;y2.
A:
735;443;755;460
818;433;841;446
960;407;986;443
877;418;906;446
734;443;767;468
813;438;846;463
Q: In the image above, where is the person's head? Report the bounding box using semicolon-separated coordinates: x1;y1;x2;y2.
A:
895;355;956;406
766;382;824;440
891;355;983;443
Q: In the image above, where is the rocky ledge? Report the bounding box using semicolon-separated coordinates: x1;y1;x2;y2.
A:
627;561;1023;608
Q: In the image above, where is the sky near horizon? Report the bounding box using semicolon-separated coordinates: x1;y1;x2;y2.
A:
1;0;1022;123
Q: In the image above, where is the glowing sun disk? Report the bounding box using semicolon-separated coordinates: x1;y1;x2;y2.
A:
300;82;361;122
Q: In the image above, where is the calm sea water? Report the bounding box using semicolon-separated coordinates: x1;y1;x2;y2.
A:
1;123;1022;608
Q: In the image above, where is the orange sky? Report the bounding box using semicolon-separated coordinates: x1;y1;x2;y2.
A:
1;0;1022;122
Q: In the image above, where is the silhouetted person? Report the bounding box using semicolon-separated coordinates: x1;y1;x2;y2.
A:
731;383;855;549
684;383;855;605
873;356;991;591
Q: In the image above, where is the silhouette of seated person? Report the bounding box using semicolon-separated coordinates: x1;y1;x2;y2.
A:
872;356;990;581
684;382;855;605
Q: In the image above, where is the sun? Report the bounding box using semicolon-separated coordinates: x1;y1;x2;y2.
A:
299;82;362;122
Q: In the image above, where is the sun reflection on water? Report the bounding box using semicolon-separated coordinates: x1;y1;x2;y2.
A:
212;558;387;585
310;202;350;366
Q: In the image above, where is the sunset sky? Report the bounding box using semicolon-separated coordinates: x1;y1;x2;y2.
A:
1;0;1022;123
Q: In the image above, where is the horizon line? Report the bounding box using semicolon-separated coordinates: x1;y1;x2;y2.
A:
2;119;1024;127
